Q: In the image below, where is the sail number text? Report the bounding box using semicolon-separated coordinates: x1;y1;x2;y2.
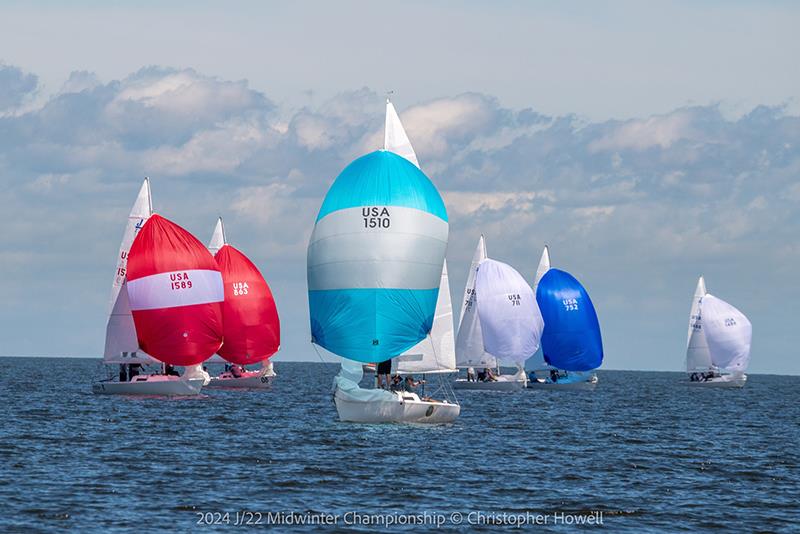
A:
362;207;391;229
169;272;193;290
232;282;249;296
563;298;579;311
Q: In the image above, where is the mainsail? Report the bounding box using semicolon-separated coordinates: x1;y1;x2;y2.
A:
475;259;544;363
126;214;224;366
528;245;552;370
455;236;497;368
210;217;281;365
700;294;752;373
103;178;156;364
685;276;712;372
384;98;456;375
536;268;603;372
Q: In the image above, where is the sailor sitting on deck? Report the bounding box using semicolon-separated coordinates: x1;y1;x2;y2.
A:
389;374;403;392
128;363;142;380
164;364;180;377
403;375;425;391
230;365;244;378
466;367;475;382
484;368;497;382
550;369;559;383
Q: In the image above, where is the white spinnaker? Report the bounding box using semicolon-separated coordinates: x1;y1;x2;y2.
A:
104;178;156;364
208;217;226;256
396;262;456;374
384;99;455;374
701;294;752;373
529;245;552;370
455;236;497;368
384;99;419;167
685;276;713;372
476;259;544;364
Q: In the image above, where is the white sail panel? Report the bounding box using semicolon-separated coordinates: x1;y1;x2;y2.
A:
685;276;712;372
701;294;752;373
529;245;553;371
455;236;496;368
533;245;551;291
208;217;226;255
396;262;456;374
384;100;419;167
475;259;543;364
103;178;156;363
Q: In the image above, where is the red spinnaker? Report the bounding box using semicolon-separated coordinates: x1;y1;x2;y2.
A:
215;244;280;365
126;214;224;366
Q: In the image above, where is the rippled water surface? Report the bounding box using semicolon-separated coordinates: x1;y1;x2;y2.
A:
1;357;798;533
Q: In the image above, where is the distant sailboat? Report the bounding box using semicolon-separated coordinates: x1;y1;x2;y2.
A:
685;276;750;387
528;246;602;390
453;237;540;390
205;217;281;388
307;97;459;423
93;192;223;395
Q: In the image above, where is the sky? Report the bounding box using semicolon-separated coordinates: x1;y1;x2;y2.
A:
1;1;798;374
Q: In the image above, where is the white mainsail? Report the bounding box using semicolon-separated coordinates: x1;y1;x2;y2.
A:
700;294;752;373
208;217;226;256
384;98;420;167
685;276;712;372
385;98;456;375
205;217;228;364
396;263;456;374
455;236;497;368
529;245;552;370
103;178;156;364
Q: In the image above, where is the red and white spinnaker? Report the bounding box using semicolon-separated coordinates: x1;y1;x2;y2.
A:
210;218;280;365
126;214;224;366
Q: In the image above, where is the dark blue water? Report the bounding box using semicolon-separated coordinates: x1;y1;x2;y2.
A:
1;357;798;533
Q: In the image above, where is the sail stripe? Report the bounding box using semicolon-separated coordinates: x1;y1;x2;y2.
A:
128;270;224;311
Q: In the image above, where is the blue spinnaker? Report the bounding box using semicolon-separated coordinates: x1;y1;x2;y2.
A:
536;268;603;371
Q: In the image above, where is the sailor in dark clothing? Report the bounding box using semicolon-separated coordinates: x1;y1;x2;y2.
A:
119;364;128;382
550;369;559;383
164;364;180;377
128;363;142;379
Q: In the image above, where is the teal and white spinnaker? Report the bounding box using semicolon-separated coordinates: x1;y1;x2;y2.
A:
307;150;448;363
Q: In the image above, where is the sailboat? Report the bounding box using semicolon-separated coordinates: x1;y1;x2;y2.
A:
527;246;602;390
307;97;459;423
205;217;280;388
685;276;751;387
93;186;222;395
453;236;532;390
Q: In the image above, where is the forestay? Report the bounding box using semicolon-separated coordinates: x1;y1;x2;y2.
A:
104;178;157;364
475;259;544;364
700;294;752;373
536;268;603;372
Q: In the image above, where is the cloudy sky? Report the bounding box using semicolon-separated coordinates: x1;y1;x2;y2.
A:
1;1;798;374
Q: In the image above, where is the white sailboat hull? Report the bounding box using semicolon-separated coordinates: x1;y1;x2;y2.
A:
92;375;204;396
207;370;275;389
452;377;527;391
687;374;747;388
527;375;598;390
334;389;460;424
